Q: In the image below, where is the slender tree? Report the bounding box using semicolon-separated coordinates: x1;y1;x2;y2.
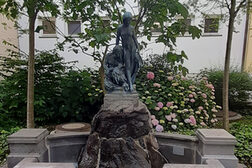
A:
0;0;60;128
187;0;247;130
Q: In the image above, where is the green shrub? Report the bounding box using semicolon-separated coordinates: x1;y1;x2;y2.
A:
0;127;21;165
136;55;220;133
199;68;252;115
54;69;103;123
0;50;103;127
230;117;252;167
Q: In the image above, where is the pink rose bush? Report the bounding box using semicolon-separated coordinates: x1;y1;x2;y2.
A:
147;72;155;80
137;67;221;133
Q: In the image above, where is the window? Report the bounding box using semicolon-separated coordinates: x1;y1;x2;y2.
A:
101;16;110;27
204;17;219;33
178;18;191;32
42;18;56;34
151;22;162;33
68;21;81;35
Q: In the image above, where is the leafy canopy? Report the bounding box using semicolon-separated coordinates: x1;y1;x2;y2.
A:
60;0;201;64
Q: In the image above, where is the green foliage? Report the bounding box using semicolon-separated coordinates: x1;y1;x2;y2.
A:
0;0;60;19
136;55;220;132
54;69;103;123
230;116;252;167
0;127;21;165
0;51;103;127
199;68;252;115
60;0;201;63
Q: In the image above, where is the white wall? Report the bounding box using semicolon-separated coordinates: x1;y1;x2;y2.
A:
17;0;246;73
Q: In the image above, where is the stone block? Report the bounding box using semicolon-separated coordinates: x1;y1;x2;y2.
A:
7;154;40;168
46;131;89;162
200;154;238;168
14;158;76;168
196;129;236;145
15;162;76;168
196;129;238;168
7;129;49;168
14;158;38;168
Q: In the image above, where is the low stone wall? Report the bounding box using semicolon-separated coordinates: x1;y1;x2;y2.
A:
154;132;198;164
7;128;238;168
46;131;89;163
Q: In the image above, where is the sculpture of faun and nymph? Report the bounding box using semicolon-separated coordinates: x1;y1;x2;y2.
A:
104;12;143;93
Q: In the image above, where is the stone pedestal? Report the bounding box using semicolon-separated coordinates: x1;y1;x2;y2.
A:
196;129;238;168
78;91;167;168
46;131;89;162
7;129;49;168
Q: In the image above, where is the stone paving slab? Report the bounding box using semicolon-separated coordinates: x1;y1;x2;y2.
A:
14;163;76;168
163;159;225;168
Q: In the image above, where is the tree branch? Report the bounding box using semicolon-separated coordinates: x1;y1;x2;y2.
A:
125;1;136;16
135;4;148;32
225;0;231;11
235;0;246;15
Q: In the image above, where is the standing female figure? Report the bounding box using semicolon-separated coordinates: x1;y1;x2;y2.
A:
116;12;142;92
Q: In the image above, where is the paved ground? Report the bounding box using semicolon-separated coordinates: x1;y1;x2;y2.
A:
0;162;247;168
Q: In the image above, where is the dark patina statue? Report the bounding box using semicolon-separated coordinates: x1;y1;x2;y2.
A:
104;12;142;92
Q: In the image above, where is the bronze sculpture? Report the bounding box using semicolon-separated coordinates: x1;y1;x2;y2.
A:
104;12;142;92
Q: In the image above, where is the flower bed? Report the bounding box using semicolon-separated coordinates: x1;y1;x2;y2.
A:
136;69;221;133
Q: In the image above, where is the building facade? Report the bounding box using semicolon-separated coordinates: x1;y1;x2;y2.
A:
0;14;19;79
243;7;252;72
17;0;247;74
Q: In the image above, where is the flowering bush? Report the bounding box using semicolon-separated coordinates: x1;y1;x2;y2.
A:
136;67;221;133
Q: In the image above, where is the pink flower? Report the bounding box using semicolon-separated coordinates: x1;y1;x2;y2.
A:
206;84;214;90
154;107;160;111
151;119;159;126
181;76;186;80
200;122;206;126
202;77;208;80
211;119;215;123
151;115;156;120
184;119;191;123
147;72;155;80
170;113;177;119
167;76;174;81
166;101;173;107
190;99;195;103
201;93;207;99
165;115;172;121
153;83;161;88
198;106;204;111
189;115;196;125
189;94;194;98
155;124;164;132
189;85;195;89
157;102;164;108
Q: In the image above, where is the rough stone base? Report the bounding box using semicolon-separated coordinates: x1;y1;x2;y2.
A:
78;92;167;168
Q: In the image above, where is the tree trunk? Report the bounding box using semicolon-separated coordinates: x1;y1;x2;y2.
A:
223;0;236;131
99;62;105;93
100;46;109;94
27;16;36;128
